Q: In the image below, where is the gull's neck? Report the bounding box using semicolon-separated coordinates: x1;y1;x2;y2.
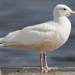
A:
54;16;71;25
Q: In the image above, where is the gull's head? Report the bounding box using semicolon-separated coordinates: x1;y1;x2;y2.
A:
53;4;75;18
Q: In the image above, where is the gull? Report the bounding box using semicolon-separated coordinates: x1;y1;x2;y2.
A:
0;4;75;71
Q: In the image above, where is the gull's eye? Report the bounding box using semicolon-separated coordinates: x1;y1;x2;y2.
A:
63;8;67;10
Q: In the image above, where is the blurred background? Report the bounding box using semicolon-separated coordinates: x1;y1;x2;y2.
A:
0;0;75;67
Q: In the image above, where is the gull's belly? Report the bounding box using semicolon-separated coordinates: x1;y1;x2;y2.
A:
32;38;66;52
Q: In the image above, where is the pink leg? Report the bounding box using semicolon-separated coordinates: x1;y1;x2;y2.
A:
40;53;45;70
43;52;50;70
43;52;58;70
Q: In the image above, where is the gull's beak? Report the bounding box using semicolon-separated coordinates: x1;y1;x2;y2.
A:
70;11;75;15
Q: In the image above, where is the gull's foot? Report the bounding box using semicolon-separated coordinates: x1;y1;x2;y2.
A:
41;67;58;71
41;67;46;70
45;67;58;70
40;67;58;73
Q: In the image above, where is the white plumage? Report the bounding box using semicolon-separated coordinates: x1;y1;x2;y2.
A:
0;4;75;70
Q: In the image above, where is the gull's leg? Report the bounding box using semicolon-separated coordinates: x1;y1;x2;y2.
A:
43;52;49;69
43;52;58;70
40;52;45;70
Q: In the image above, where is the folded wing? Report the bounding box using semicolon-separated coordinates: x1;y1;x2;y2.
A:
0;21;57;45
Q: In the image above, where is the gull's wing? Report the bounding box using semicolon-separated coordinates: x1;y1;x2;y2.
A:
0;21;57;45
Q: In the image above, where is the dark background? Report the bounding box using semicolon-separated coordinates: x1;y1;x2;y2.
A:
0;0;75;67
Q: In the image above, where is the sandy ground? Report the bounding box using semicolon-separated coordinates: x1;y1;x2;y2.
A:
0;67;75;75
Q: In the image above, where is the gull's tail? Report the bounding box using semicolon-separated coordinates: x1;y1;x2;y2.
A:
0;30;21;47
0;38;15;47
0;38;4;43
0;37;5;47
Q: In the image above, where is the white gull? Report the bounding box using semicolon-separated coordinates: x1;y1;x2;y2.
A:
0;4;75;71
